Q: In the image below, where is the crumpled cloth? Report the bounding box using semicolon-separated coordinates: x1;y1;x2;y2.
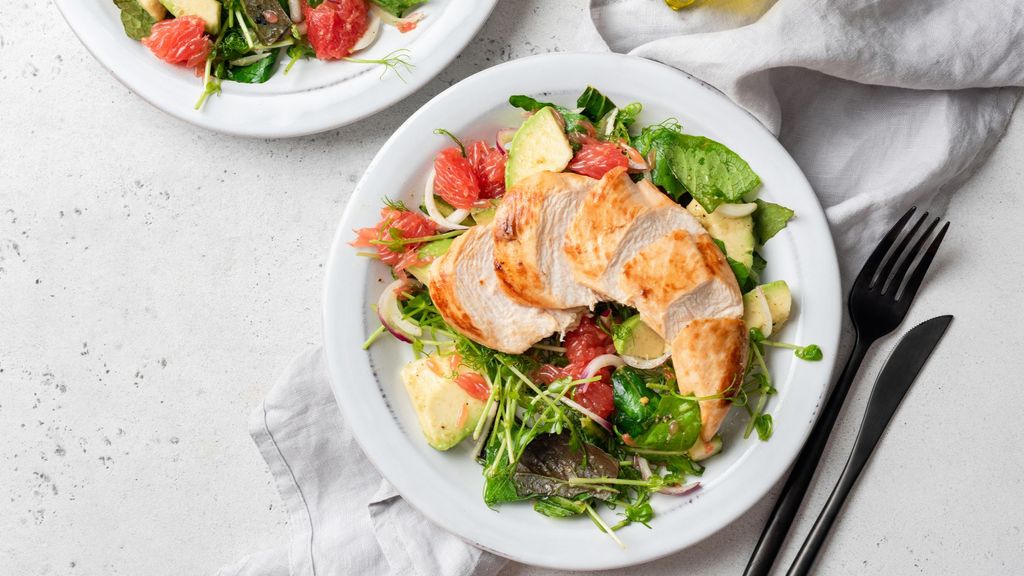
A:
218;1;1023;574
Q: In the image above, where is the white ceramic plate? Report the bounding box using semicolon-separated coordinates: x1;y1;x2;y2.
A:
323;53;841;570
55;0;496;138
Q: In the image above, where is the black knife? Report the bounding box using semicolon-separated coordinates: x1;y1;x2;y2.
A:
787;315;954;575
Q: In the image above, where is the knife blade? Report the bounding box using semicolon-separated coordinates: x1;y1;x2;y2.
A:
855;314;953;453
786;314;954;576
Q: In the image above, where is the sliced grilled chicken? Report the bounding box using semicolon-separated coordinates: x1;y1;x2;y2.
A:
598;199;706;303
562;167;674;297
493;171;602;309
671;317;749;441
429;223;579;354
618;229;743;341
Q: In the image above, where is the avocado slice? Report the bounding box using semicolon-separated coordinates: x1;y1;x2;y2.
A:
613;315;667;360
688;435;723;461
401;356;487;451
743;286;773;337
138;0;167;20
471;206;497;226
760;280;792;329
406;238;453;285
505;107;574;189
743;281;793;336
686;200;755;270
158;0;221;33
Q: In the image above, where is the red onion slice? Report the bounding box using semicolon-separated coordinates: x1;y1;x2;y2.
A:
495;128;516;154
423;170;469;231
582;354;625;379
659;481;701;496
559;396;612;432
377;279;422;341
634;455;653;481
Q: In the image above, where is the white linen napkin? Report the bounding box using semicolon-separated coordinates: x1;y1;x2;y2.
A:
218;1;1023;574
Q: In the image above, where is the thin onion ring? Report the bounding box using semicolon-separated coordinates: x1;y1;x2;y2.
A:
582;354;625;379
377;279;422;341
423;170;469;231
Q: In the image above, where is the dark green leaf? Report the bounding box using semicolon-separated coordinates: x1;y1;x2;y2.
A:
371;0;427;17
508;95;592;136
611;367;661;438
226;50;279;84
666;135;761;213
577;86;616;123
633;125;687;198
218;28;251;62
512;433;620;501
113;0;156;40
753;199;795;244
634;395;701;452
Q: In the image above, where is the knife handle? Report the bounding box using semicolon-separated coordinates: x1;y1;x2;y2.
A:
786;435;875;576
743;338;872;576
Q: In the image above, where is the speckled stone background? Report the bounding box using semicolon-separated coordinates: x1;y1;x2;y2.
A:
2;1;1022;575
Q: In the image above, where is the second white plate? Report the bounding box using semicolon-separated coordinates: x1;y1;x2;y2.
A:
56;0;497;138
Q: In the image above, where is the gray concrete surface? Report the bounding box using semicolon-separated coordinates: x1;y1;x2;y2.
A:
1;1;1021;574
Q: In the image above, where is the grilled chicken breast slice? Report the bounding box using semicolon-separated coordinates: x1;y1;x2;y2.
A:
618;228;743;341
563;167;673;297
429;223;579;354
671;317;749;441
493;171;602;309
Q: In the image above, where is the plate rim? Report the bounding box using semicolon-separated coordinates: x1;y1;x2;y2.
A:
54;0;498;138
322;51;843;570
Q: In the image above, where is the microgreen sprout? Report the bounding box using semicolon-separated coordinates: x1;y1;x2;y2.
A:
433;128;467;156
758;338;824;361
344;48;414;81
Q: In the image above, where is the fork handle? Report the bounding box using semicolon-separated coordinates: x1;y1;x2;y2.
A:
743;337;872;576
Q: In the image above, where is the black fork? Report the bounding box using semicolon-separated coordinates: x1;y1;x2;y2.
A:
744;207;950;576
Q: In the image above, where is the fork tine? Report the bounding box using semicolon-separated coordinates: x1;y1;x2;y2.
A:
876;211;929;290
897;221;949;303
887;216;940;295
853;207;917;289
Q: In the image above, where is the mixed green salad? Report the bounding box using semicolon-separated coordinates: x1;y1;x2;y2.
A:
112;0;424;109
352;86;822;544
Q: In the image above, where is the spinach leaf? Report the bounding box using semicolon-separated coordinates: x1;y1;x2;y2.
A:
753;199;795;244
576;86;616;123
666;135;761;213
371;0;427;17
633;125;686;198
113;0;156;40
534;496;587;518
226;51;280;84
634;395;701;452
508;95;591;136
611;367;660;438
713;238;752;291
